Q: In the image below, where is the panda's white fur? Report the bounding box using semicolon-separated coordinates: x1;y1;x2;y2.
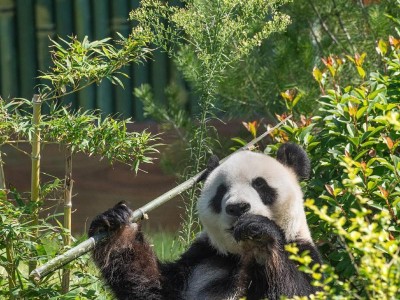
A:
197;150;312;256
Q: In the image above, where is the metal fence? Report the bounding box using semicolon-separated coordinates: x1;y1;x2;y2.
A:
0;0;175;120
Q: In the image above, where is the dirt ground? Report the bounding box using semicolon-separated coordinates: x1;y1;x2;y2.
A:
2;120;243;235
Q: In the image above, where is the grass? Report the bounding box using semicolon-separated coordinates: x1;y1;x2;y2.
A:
146;230;183;262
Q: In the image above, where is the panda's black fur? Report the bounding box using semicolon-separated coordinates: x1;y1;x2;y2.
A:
89;143;322;300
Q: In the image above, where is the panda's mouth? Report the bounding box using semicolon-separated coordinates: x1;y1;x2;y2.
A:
225;213;250;234
225;221;238;235
226;226;234;234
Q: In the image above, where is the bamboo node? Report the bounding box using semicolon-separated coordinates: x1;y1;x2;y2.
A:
30;270;41;283
32;94;42;104
137;208;149;220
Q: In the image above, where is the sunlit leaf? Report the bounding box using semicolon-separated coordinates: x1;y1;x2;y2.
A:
313;66;323;83
356;66;366;79
389;35;400;49
383;135;394;150
325;184;334;196
376;39;388;55
378;186;389;199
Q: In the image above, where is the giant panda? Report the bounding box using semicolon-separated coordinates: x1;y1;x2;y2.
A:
89;143;322;300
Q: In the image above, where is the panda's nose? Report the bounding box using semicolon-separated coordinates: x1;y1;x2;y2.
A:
225;203;250;217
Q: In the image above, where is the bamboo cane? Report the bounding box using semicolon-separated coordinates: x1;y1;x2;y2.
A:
0;149;6;190
29;94;42;274
30;115;292;281
61;149;73;294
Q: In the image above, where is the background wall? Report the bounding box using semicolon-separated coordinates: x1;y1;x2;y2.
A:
0;0;176;119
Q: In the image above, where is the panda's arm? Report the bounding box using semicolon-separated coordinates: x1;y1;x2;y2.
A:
233;214;321;298
88;203;217;300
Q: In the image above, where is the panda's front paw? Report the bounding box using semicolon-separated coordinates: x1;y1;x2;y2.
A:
232;214;285;247
88;201;133;237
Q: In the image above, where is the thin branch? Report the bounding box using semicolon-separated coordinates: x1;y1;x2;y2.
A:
0;149;6;190
332;0;357;53
7;144;31;157
41;79;98;102
61;148;73;294
307;0;349;53
307;20;325;55
357;0;377;42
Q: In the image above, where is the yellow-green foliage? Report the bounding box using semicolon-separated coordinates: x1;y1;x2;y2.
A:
286;196;400;299
272;33;400;299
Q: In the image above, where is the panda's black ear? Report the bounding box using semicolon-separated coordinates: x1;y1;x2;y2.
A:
197;155;220;183
276;143;310;179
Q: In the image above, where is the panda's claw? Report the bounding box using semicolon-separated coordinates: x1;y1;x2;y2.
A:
232;214;285;246
88;201;133;237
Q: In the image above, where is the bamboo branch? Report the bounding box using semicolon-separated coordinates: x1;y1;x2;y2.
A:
0;149;6;190
5;239;16;300
30;115;292;281
29;94;42;274
61;148;73;294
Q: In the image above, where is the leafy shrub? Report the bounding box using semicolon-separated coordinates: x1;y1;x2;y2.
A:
270;35;400;298
0;190;113;299
0;33;157;299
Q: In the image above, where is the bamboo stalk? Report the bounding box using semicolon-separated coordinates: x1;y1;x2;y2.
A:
0;149;6;190
29;94;42;274
61;149;73;294
30;115;292;281
5;239;16;300
0;148;12;298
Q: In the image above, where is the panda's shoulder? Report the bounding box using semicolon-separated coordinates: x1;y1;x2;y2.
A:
179;234;238;265
179;234;219;263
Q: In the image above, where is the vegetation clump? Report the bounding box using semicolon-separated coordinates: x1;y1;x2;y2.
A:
270;34;400;299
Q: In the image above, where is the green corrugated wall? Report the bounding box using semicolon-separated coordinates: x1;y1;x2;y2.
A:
0;0;172;120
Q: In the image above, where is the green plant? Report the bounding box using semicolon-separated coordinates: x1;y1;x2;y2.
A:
219;0;400;116
270;34;400;298
0;193;114;299
131;0;292;248
0;32;159;298
38;32;151;101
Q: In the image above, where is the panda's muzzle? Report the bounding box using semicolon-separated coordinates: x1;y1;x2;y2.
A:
225;202;250;217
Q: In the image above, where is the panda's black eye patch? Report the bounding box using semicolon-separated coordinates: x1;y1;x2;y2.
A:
251;177;277;205
209;184;227;214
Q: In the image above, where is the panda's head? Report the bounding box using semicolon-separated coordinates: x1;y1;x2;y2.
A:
197;143;312;255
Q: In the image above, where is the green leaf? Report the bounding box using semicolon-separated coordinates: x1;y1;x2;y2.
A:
361;126;385;141
313;67;323;83
0;189;7;201
346;123;356;138
376;39;388;56
356;106;367;120
356;66;366;79
111;76;125;88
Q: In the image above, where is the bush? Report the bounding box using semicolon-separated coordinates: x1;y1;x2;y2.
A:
0;33;158;299
270;35;400;298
